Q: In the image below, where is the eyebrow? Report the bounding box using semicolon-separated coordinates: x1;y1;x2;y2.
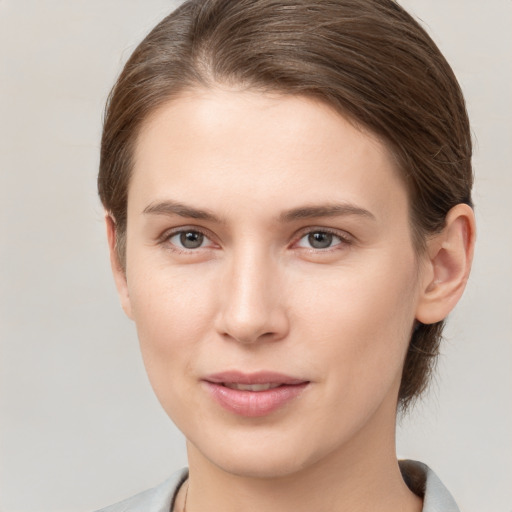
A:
143;200;223;223
143;200;375;223
279;204;375;222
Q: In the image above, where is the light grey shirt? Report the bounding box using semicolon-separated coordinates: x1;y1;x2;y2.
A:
96;460;459;512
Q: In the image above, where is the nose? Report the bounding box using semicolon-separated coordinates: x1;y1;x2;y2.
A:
215;248;290;344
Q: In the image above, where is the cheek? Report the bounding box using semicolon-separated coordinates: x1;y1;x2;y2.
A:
128;260;214;335
295;256;419;396
125;265;217;401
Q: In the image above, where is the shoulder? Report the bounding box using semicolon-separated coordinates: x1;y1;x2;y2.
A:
400;460;460;512
94;468;188;512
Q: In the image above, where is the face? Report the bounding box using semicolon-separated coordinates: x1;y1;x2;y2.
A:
114;88;429;478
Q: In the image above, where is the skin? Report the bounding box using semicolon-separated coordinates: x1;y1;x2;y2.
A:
107;88;475;512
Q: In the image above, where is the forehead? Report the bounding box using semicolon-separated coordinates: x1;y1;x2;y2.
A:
130;87;408;223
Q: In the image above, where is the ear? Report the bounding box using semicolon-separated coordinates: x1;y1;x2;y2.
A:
105;213;133;319
415;203;476;325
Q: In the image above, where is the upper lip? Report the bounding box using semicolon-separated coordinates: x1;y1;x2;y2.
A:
204;371;308;386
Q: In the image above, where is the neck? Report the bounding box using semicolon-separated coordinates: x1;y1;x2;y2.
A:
182;400;422;512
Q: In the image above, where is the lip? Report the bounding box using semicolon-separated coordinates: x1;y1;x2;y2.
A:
202;371;310;417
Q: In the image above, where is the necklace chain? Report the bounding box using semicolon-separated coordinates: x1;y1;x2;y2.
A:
182;480;189;512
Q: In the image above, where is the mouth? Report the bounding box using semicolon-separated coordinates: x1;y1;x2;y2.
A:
222;382;283;391
202;371;310;417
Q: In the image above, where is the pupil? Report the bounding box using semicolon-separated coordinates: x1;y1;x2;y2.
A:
308;232;332;249
180;231;204;249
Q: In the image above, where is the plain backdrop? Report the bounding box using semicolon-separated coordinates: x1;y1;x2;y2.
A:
1;1;511;511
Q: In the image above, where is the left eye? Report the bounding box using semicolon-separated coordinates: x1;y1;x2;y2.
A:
168;230;210;249
296;231;344;249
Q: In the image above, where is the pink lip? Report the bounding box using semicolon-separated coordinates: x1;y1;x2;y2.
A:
202;371;309;417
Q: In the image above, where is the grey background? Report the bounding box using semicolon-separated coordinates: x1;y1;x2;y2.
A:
0;1;510;511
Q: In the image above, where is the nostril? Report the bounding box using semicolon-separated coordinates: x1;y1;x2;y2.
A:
217;315;288;345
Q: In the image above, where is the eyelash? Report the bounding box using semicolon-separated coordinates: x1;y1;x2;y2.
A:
294;228;353;251
159;227;217;254
158;226;353;253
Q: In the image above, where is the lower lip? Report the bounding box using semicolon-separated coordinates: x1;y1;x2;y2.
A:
203;382;309;417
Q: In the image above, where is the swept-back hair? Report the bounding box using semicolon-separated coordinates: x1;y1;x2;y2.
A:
98;0;473;410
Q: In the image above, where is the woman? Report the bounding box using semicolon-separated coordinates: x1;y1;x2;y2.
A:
97;1;475;510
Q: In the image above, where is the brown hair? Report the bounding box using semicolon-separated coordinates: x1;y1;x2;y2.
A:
98;0;473;410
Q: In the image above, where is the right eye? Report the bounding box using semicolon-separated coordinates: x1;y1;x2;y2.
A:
167;230;212;250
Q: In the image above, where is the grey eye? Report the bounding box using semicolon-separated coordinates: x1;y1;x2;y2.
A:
307;232;334;249
169;230;206;249
180;231;204;248
296;230;346;250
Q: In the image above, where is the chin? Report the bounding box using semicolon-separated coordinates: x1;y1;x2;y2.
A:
208;448;312;480
187;425;336;480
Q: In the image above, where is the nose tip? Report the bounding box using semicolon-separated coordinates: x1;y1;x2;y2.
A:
217;291;289;344
215;259;289;344
223;319;279;344
219;305;286;344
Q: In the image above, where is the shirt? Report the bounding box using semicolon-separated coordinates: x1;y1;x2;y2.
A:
95;460;460;512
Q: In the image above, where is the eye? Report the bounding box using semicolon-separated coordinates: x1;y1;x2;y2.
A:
296;230;347;250
168;230;211;250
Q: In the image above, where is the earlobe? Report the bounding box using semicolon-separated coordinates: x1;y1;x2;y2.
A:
415;203;476;325
105;213;133;320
